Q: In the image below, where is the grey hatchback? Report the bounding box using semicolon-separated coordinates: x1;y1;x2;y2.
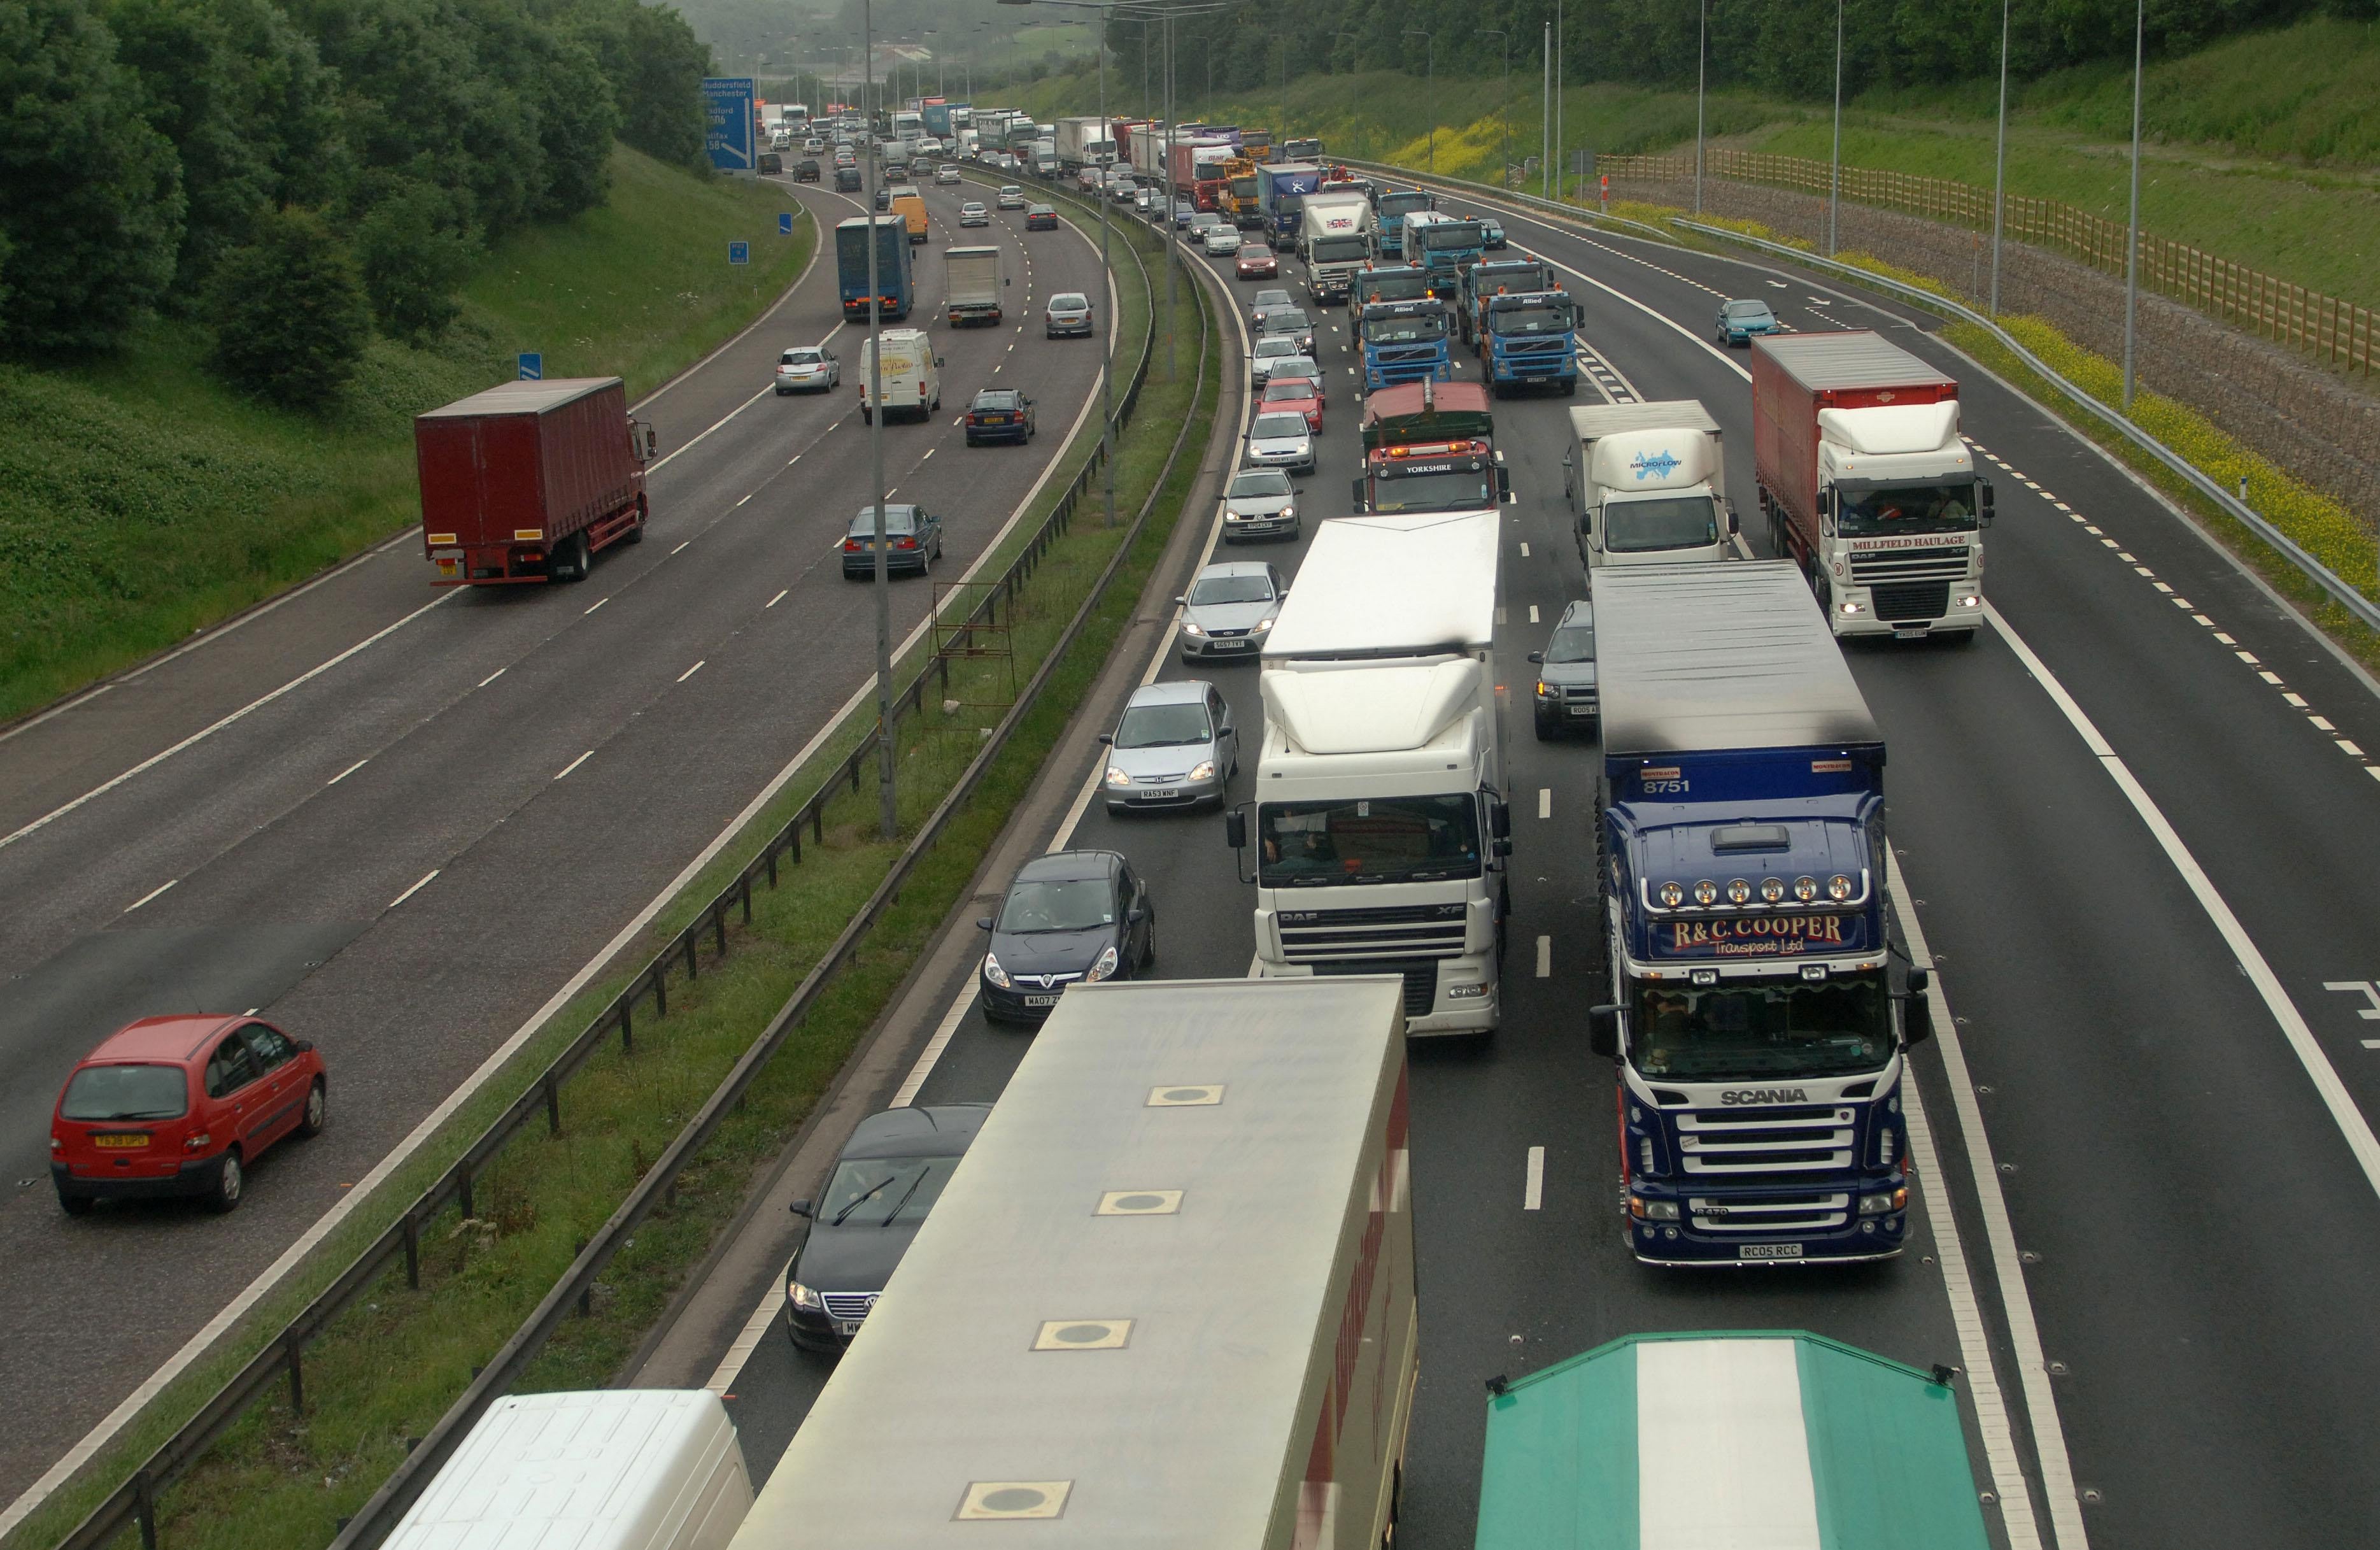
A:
1177;560;1284;657
1100;679;1239;812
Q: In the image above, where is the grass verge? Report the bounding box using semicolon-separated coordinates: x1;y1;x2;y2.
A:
0;145;813;727
8;192;1217;1550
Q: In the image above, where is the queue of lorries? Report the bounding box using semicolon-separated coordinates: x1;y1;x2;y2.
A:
347;113;2002;1550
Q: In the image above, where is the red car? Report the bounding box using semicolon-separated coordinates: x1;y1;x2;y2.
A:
50;1015;327;1216
1261;377;1323;432
1235;243;1278;280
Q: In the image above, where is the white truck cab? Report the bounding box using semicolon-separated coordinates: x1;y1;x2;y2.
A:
1565;401;1736;576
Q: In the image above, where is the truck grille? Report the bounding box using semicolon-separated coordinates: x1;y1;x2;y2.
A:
821;1291;879;1321
1314;958;1439;1016
1676;1105;1855;1177
1685;1191;1852;1234
1495;337;1568;359
1867;581;1951;624
1847;546;1971;583
1277;903;1468;960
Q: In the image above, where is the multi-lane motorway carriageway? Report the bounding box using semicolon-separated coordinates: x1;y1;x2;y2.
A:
0;173;1129;1507
629;180;2380;1550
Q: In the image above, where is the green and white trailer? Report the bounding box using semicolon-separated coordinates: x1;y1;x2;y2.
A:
1475;1330;1991;1550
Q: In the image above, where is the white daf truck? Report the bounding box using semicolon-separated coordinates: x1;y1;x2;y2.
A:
1227;511;1510;1036
1298;192;1375;304
1564;400;1737;576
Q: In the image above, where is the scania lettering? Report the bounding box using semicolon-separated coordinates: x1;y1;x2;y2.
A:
1228;513;1510;1035
1358;297;1452;391
1752;331;1993;640
1373;188;1433;258
1300;193;1375;303
1477;290;1581;395
1584;563;1936;1265
1564;401;1736;572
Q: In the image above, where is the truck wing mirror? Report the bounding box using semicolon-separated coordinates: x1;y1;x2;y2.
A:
1224;809;1246;850
1489;800;1512;841
1903;990;1935;1047
1906;967;1930;993
1349;477;1366;513
1526;651;1543;664
1978;480;1996;527
1496;462;1512;501
1725;499;1739;537
1587;1005;1620;1060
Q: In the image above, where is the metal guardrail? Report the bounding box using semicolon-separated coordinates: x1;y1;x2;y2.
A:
1340;155;2380;636
48;179;1179;1550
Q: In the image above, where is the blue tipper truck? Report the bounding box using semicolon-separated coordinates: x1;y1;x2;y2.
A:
1373;187;1432;258
835;216;912;322
1477;290;1581;395
1254;160;1322;250
1358;297;1454;390
1584;562;1936;1267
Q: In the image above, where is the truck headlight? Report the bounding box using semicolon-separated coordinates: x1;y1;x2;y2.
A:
1859;1188;1908;1216
1628;1197;1680;1220
982;951;1011;988
1082;943;1122;983
788;1279;825;1311
1958;594;1981;609
1838;599;1864;615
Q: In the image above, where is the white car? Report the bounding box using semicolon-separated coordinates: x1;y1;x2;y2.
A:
1249;336;1301;384
1245;411;1317;476
935;164;962;185
996;185;1026;210
957;201;991;227
775;343;839;394
1202;224;1243;257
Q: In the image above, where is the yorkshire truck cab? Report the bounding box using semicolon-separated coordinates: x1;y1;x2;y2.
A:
1585;563;1935;1265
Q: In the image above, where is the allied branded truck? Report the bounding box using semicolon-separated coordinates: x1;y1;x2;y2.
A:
1752;331;1992;640
1229;511;1510;1035
416;378;653;586
730;976;1417;1550
1584;563;1934;1265
1357;297;1454;390
1564;401;1734;573
1405;211;1487;293
1298;192;1374;302
1476;289;1581;395
1475;1332;1992;1550
1458;255;1555;345
833;215;913;320
1348;263;1434;325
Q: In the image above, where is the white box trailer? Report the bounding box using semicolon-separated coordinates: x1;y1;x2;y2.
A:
730;976;1418;1550
1563;400;1736;575
385;1390;751;1550
944;245;1003;325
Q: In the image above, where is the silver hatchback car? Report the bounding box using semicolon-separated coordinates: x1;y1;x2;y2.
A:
1177;560;1286;658
1099;679;1239;813
1045;292;1093;338
1220;468;1298;542
1245;411;1317;476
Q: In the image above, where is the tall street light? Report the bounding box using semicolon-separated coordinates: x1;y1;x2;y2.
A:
1553;0;1562;200
860;0;896;841
1481;29;1511;191
1828;0;1843;256
2121;0;2145;411
1694;0;1708;215
1989;0;2010;315
1542;21;1552;200
1403;29;1434;173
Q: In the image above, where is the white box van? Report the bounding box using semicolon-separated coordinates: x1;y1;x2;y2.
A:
385;1390;751;1550
858;328;944;423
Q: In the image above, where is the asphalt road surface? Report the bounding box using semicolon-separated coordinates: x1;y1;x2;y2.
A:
634;176;2380;1550
0;173;1132;1505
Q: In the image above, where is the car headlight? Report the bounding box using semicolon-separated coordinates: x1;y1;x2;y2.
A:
788;1279;825;1311
1252;616;1275;632
1536;679;1556;699
1188;760;1216;781
1082;943;1122;983
1278;505;1294;520
1105;764;1133;788
1182;621;1206;637
982;950;1010;988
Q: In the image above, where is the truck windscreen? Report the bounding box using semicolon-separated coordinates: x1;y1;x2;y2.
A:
1420;226;1482;252
1604;496;1720;553
1630;975;1892;1080
1838;480;1980;537
1363;310;1445;343
1257;795;1482;886
1370;464;1493;515
1312;236;1370;264
1489;304;1570;336
1359;274;1433;306
1378;194;1430;221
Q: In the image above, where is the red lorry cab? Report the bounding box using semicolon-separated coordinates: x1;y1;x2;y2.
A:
1750;331;1957;544
416;378;654;586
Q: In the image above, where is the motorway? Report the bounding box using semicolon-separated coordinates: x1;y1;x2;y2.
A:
633;173;2380;1550
0;171;1131;1507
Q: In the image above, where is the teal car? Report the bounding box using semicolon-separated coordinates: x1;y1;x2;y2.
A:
1716;298;1781;345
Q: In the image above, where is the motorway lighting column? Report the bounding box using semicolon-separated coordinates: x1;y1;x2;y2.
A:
863;0;896;840
2121;0;2145;412
1404;31;1433;173
1990;0;2010;315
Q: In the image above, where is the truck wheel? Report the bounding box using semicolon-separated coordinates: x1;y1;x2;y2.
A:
554;532;592;583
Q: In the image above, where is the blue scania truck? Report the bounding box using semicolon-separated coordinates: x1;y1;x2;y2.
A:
835;215;913;321
1585;562;1934;1267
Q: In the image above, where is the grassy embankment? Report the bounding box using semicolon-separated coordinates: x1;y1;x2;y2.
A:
0;145;813;726
1012;14;2380;305
6;188;1220;1550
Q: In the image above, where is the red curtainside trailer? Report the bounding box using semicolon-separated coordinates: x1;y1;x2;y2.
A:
416;378;654;586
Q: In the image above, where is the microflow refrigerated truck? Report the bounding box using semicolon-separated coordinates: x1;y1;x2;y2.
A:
1565;400;1735;574
1229;511;1510;1035
727;976;1417;1550
1584;563;1934;1265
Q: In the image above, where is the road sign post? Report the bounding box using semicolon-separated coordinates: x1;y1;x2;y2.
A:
728;241;750;266
516;353;542;381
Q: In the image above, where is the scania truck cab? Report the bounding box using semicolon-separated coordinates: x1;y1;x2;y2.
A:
1585;563;1935;1265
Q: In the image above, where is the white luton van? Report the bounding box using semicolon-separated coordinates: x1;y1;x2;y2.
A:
383;1390;751;1550
858;327;943;423
727;976;1419;1550
1564;399;1736;576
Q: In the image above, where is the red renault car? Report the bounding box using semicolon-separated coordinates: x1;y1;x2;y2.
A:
50;1015;327;1216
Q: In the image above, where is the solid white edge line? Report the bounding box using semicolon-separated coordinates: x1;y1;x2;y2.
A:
1889;855;2064;1550
1522;1145;1545;1211
704;1286;788;1396
0;595;452;856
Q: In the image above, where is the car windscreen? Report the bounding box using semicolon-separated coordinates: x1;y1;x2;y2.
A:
1604;495;1719;553
1725;301;1772;318
819;1155;961;1226
1189;574;1274;605
1114;702;1212;748
1228;471;1292;499
1544;623;1596;663
997;877;1116;932
1254;338;1297;357
974;393;1022;410
1252;415;1308;439
1264;311;1310;332
60;1063;188;1121
1257;793;1482;886
1629;975;1891;1081
781;350;822;364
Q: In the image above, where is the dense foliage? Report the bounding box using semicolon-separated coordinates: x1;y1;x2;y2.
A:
0;0;715;401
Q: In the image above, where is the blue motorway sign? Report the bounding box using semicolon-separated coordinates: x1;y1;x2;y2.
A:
516;352;542;380
728;241;750;266
779;212;795;236
703;76;758;173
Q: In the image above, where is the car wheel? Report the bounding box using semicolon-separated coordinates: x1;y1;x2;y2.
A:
206;1149;244;1214
775;387;791;396
56;1186;93;1218
861;406;872;424
297;1079;327;1139
1534;707;1557;741
1142;918;1158;969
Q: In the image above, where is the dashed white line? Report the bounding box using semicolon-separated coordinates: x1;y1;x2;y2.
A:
671;541;691;555
767;590;788;608
1519;541;1531;558
2311;715;2337;731
553;750;593;781
387;870;439;911
735;494;754;508
584;597;609;615
1523;1146;1545;1211
1528;604;1540;623
327;758;367;786
1538;788;1552;819
478;667;506;688
678;661;706;683
1534;935;1551;978
124;879;177;914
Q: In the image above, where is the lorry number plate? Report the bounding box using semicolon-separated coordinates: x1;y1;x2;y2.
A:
1739;1243;1804;1260
1642;779;1690;795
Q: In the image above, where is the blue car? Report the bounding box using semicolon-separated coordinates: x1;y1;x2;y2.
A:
1716;298;1781;346
1481;217;1507;250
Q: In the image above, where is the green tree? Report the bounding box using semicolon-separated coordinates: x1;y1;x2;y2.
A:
588;0;712;169
355;176;479;340
0;0;184;353
206;206;371;406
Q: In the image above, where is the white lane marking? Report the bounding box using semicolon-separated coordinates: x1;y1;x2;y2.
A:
1887;857;2055;1550
1534;935;1551;978
1523;1146;1545;1211
387;870;439;911
2235;650;2259;663
1528;604;1540;624
0;594;451;856
584;597;609;615
735;494;754;508
2312;715;2337;730
1988;598;2380;1186
123;879;177;914
921;448;935;462
1518;541;1531;558
553;750;593;781
1538;787;1551;820
478;667;506;688
671;541;690;555
327;759;367;786
767;590;788;609
678;661;706;683
891;979;981;1110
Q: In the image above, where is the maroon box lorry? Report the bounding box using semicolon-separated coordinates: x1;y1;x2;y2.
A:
1751;332;1990;639
416;378;655;586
